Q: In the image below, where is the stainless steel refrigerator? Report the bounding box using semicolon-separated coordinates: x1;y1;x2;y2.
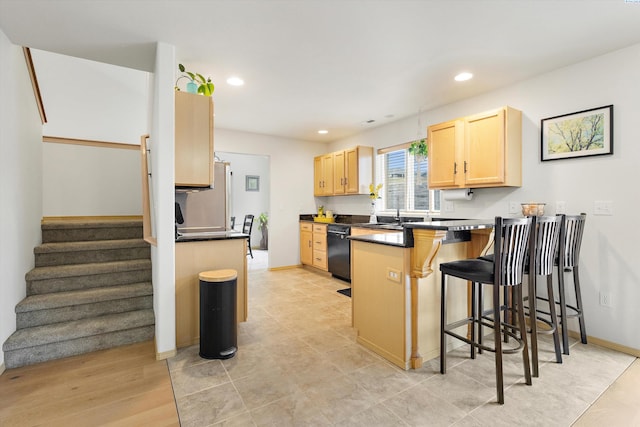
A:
175;162;231;232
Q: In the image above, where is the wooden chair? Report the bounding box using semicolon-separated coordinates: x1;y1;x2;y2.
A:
242;215;254;258
440;216;532;404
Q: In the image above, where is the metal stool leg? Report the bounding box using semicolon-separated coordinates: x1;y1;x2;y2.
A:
546;275;563;363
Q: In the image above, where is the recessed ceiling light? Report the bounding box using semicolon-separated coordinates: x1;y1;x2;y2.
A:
454;72;473;82
318;130;329;134
226;76;244;86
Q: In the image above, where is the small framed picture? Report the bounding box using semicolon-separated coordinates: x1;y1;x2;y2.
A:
541;105;613;161
245;175;260;192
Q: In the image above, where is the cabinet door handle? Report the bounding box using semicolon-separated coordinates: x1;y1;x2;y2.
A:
454;162;457;174
464;161;467;174
344;178;347;186
309;241;312;247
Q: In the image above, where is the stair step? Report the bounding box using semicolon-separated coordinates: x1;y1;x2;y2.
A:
3;312;155;369
41;220;143;243
16;283;153;328
35;239;150;267
26;259;151;295
2;219;156;369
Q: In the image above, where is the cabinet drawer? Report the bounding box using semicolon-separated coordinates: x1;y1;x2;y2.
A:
313;233;327;249
312;250;327;270
300;222;313;232
312;224;327;234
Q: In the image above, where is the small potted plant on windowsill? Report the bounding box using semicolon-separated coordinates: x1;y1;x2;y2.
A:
408;138;428;162
174;63;215;96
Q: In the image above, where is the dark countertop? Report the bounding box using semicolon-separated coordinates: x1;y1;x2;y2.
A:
175;230;249;242
404;219;494;231
349;219;494;248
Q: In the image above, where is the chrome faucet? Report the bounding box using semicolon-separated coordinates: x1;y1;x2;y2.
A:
394;207;401;224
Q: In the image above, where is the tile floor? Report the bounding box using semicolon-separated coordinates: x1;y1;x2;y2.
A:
168;251;636;426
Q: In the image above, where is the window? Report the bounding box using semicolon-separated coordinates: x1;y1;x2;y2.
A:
377;148;440;213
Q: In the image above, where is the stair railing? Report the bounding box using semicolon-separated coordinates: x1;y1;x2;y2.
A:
23;47;47;124
140;134;157;246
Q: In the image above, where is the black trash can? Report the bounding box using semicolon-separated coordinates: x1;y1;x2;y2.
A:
198;269;237;359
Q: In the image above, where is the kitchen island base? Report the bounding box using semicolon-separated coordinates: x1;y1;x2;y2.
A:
352;239;469;370
175;238;248;349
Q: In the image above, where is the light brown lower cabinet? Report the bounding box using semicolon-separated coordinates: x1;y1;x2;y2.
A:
175;238;248;348
300;222;313;265
300;222;327;271
312;224;328;271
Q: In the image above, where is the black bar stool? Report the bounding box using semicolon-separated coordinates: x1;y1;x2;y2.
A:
440;216;532;404
524;215;564;377
556;213;587;354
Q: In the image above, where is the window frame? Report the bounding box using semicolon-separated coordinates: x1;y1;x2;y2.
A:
376;144;440;214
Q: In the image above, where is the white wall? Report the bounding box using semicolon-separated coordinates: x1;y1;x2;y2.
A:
216;152;270;247
214;128;327;268
32;50;149;217
34;49;149;144
150;42;176;358
42;143;141;216
0;29;43;368
329;43;640;351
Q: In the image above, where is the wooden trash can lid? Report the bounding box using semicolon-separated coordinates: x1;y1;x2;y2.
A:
199;269;238;282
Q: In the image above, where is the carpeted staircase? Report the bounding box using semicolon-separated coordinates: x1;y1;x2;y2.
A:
2;220;154;369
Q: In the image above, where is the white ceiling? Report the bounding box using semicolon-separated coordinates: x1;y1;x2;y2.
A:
2;0;640;143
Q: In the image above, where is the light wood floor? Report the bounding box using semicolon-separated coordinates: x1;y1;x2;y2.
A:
0;341;179;426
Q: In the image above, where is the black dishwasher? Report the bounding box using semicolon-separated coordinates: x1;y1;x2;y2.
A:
327;224;351;282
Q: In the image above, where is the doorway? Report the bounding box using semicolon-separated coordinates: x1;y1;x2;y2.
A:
216;151;270;270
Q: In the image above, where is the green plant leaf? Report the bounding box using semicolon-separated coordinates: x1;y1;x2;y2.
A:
195;73;206;84
178;63;185;72
185;71;195;81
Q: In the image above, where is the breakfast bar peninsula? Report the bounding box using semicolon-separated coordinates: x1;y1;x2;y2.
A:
349;220;493;370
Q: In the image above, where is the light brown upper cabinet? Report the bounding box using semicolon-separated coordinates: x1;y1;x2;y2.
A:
333;146;374;195
427;106;522;189
175;92;214;187
314;153;334;196
315;146;373;196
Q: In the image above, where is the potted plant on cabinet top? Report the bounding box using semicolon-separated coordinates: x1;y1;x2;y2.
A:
174;63;215;96
258;212;268;250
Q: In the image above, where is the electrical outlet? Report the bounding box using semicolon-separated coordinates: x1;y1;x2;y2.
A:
387;268;401;283
594;201;613;216
599;292;612;307
443;201;454;212
509;201;519;214
556;201;566;214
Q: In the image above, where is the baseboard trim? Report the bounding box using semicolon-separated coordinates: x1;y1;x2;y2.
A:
42;215;143;223
268;265;301;271
156;348;177;361
568;330;640;357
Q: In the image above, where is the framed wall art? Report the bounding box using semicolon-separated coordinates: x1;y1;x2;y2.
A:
541;105;613;161
245;175;260;192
